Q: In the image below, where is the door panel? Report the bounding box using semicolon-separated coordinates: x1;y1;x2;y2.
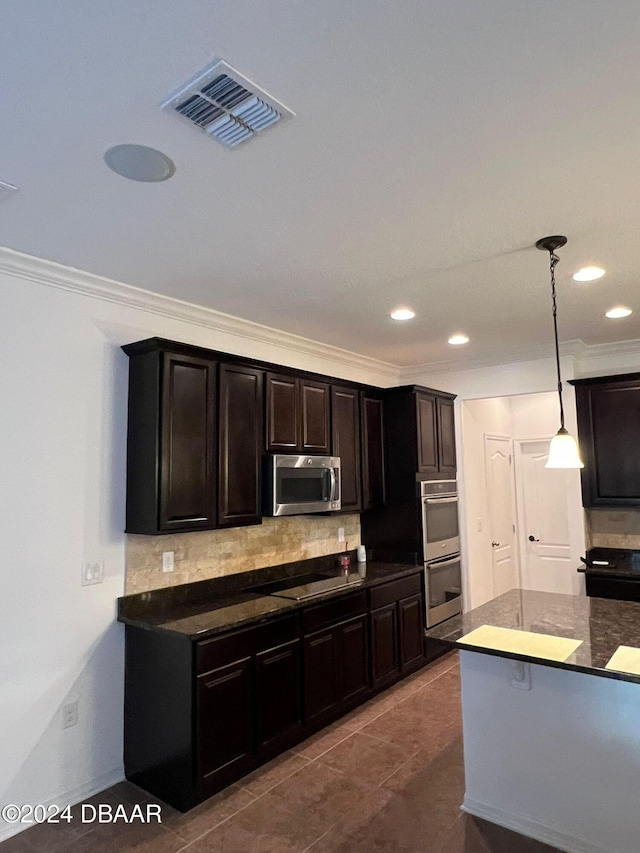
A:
371;604;399;688
301;380;330;454
303;630;339;723
332;387;362;511
218;365;263;527
437;397;457;477
517;440;573;594
255;640;301;753
485;436;518;597
266;373;299;452
196;657;253;783
160;353;216;530
338;616;369;703
361;395;385;509
399;594;424;670
416;393;438;476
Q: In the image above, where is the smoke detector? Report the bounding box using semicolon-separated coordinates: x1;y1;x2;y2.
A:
162;60;294;148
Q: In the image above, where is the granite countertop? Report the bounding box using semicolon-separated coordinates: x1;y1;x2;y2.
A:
426;588;640;685
577;547;640;579
118;558;421;640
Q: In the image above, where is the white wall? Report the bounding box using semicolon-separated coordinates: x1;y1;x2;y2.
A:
0;252;398;841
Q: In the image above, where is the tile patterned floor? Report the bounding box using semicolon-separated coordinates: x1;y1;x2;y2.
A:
0;653;563;852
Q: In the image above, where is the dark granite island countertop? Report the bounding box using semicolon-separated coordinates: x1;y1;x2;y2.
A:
426;587;640;685
118;557;421;640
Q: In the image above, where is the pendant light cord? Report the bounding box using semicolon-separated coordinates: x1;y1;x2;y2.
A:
549;250;565;430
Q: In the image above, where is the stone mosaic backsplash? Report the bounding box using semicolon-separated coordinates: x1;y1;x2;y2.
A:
125;514;361;594
585;508;640;550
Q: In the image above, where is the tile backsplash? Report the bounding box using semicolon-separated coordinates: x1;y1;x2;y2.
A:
585;509;640;549
126;514;361;594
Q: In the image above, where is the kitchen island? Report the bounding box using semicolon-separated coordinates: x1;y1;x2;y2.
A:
427;589;640;853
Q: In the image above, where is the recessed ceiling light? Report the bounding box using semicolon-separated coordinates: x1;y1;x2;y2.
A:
605;306;632;319
104;144;176;182
572;266;605;282
448;334;469;346
390;307;415;321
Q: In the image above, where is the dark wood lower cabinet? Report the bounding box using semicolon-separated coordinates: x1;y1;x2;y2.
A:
196;657;253;786
371;603;399;688
124;571;431;812
304;630;340;724
255;640;302;755
399;593;425;672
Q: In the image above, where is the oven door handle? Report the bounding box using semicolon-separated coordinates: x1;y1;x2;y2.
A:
424;497;458;504
425;555;460;570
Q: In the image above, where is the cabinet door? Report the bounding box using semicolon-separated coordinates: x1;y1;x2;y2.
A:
218;365;263;527
338;615;369;704
304;629;340;724
332;387;362;511
577;382;640;506
361;395;385;509
196;657;253;785
436;397;457;478
370;604;399;689
399;594;425;672
255;640;302;754
159;353;217;531
301;379;331;454
266;372;299;452
415;392;439;477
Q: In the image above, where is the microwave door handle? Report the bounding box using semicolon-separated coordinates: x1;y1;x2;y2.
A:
328;467;337;501
424;497;458;504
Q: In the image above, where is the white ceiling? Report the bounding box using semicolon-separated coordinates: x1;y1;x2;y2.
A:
4;0;640;368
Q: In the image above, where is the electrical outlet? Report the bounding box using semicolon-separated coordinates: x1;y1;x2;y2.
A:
162;551;174;573
338;528;345;543
62;701;78;729
81;561;104;586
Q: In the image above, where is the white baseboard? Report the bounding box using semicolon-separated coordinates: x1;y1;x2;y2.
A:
462;795;610;853
0;766;124;843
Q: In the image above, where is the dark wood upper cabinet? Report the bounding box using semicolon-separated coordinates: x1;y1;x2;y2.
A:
266;372;298;452
573;373;640;506
218;365;263;527
301;379;331;454
266;372;330;455
416;392;439;476
331;387;362;512
361;394;385;509
436;397;457;479
123;346;217;534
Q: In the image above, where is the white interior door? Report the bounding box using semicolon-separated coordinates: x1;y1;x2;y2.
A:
485;435;519;596
516;440;573;594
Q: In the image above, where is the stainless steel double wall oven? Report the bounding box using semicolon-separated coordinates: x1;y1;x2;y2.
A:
421;479;462;627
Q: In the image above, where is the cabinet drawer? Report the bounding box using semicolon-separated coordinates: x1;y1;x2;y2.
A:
196;615;299;674
369;573;421;609
302;590;367;634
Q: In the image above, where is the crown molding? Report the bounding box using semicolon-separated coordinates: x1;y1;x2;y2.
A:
399;340;586;383
0;247;399;382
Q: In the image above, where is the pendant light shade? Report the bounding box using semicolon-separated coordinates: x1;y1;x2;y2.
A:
535;236;585;470
546;427;584;469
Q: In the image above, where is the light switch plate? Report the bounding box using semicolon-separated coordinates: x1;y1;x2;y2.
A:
81;561;104;586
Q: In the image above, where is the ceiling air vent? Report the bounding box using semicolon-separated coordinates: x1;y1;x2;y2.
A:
162;60;294;149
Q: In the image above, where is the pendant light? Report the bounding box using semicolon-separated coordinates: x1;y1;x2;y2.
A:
535;236;584;469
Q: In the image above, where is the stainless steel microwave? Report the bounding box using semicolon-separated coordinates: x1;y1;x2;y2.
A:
264;454;341;516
